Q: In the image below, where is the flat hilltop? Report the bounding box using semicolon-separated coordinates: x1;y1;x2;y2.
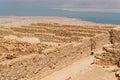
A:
0;16;120;80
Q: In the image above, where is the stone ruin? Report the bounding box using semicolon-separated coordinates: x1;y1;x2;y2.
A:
94;28;120;66
0;23;119;79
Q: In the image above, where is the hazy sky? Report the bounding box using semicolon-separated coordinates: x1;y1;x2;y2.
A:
0;0;120;9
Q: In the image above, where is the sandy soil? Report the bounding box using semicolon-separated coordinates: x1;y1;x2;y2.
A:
30;55;116;80
33;56;94;80
0;16;119;80
73;65;116;80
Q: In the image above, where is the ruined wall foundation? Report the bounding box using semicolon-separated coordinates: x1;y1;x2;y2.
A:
0;23;117;79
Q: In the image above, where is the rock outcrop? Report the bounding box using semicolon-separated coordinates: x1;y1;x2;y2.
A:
0;23;116;79
94;28;120;66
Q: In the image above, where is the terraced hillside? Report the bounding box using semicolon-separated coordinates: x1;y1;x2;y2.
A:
0;23;117;80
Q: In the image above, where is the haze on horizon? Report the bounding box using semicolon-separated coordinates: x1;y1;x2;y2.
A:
0;0;120;15
0;0;120;9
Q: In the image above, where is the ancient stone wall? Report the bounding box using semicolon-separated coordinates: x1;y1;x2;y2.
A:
0;23;115;79
0;40;92;80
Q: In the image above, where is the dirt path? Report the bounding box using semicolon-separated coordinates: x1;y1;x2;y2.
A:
40;56;94;80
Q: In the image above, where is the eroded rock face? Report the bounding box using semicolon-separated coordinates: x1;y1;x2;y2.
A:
109;28;120;44
0;36;42;62
94;28;120;66
115;70;120;80
4;35;40;43
94;43;120;65
0;23;116;79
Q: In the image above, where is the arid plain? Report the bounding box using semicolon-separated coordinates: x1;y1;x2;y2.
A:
0;16;120;80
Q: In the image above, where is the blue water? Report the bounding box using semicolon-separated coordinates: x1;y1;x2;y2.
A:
0;8;120;25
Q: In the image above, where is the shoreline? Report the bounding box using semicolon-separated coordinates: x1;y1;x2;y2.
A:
0;20;119;80
0;16;119;27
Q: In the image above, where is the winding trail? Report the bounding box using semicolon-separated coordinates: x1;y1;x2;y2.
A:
40;56;94;80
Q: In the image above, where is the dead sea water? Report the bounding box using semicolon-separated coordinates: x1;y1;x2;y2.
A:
0;8;120;25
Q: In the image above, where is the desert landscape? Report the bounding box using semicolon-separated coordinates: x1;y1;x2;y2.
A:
0;16;120;80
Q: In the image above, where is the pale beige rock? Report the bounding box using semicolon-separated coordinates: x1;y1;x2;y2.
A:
0;17;119;80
